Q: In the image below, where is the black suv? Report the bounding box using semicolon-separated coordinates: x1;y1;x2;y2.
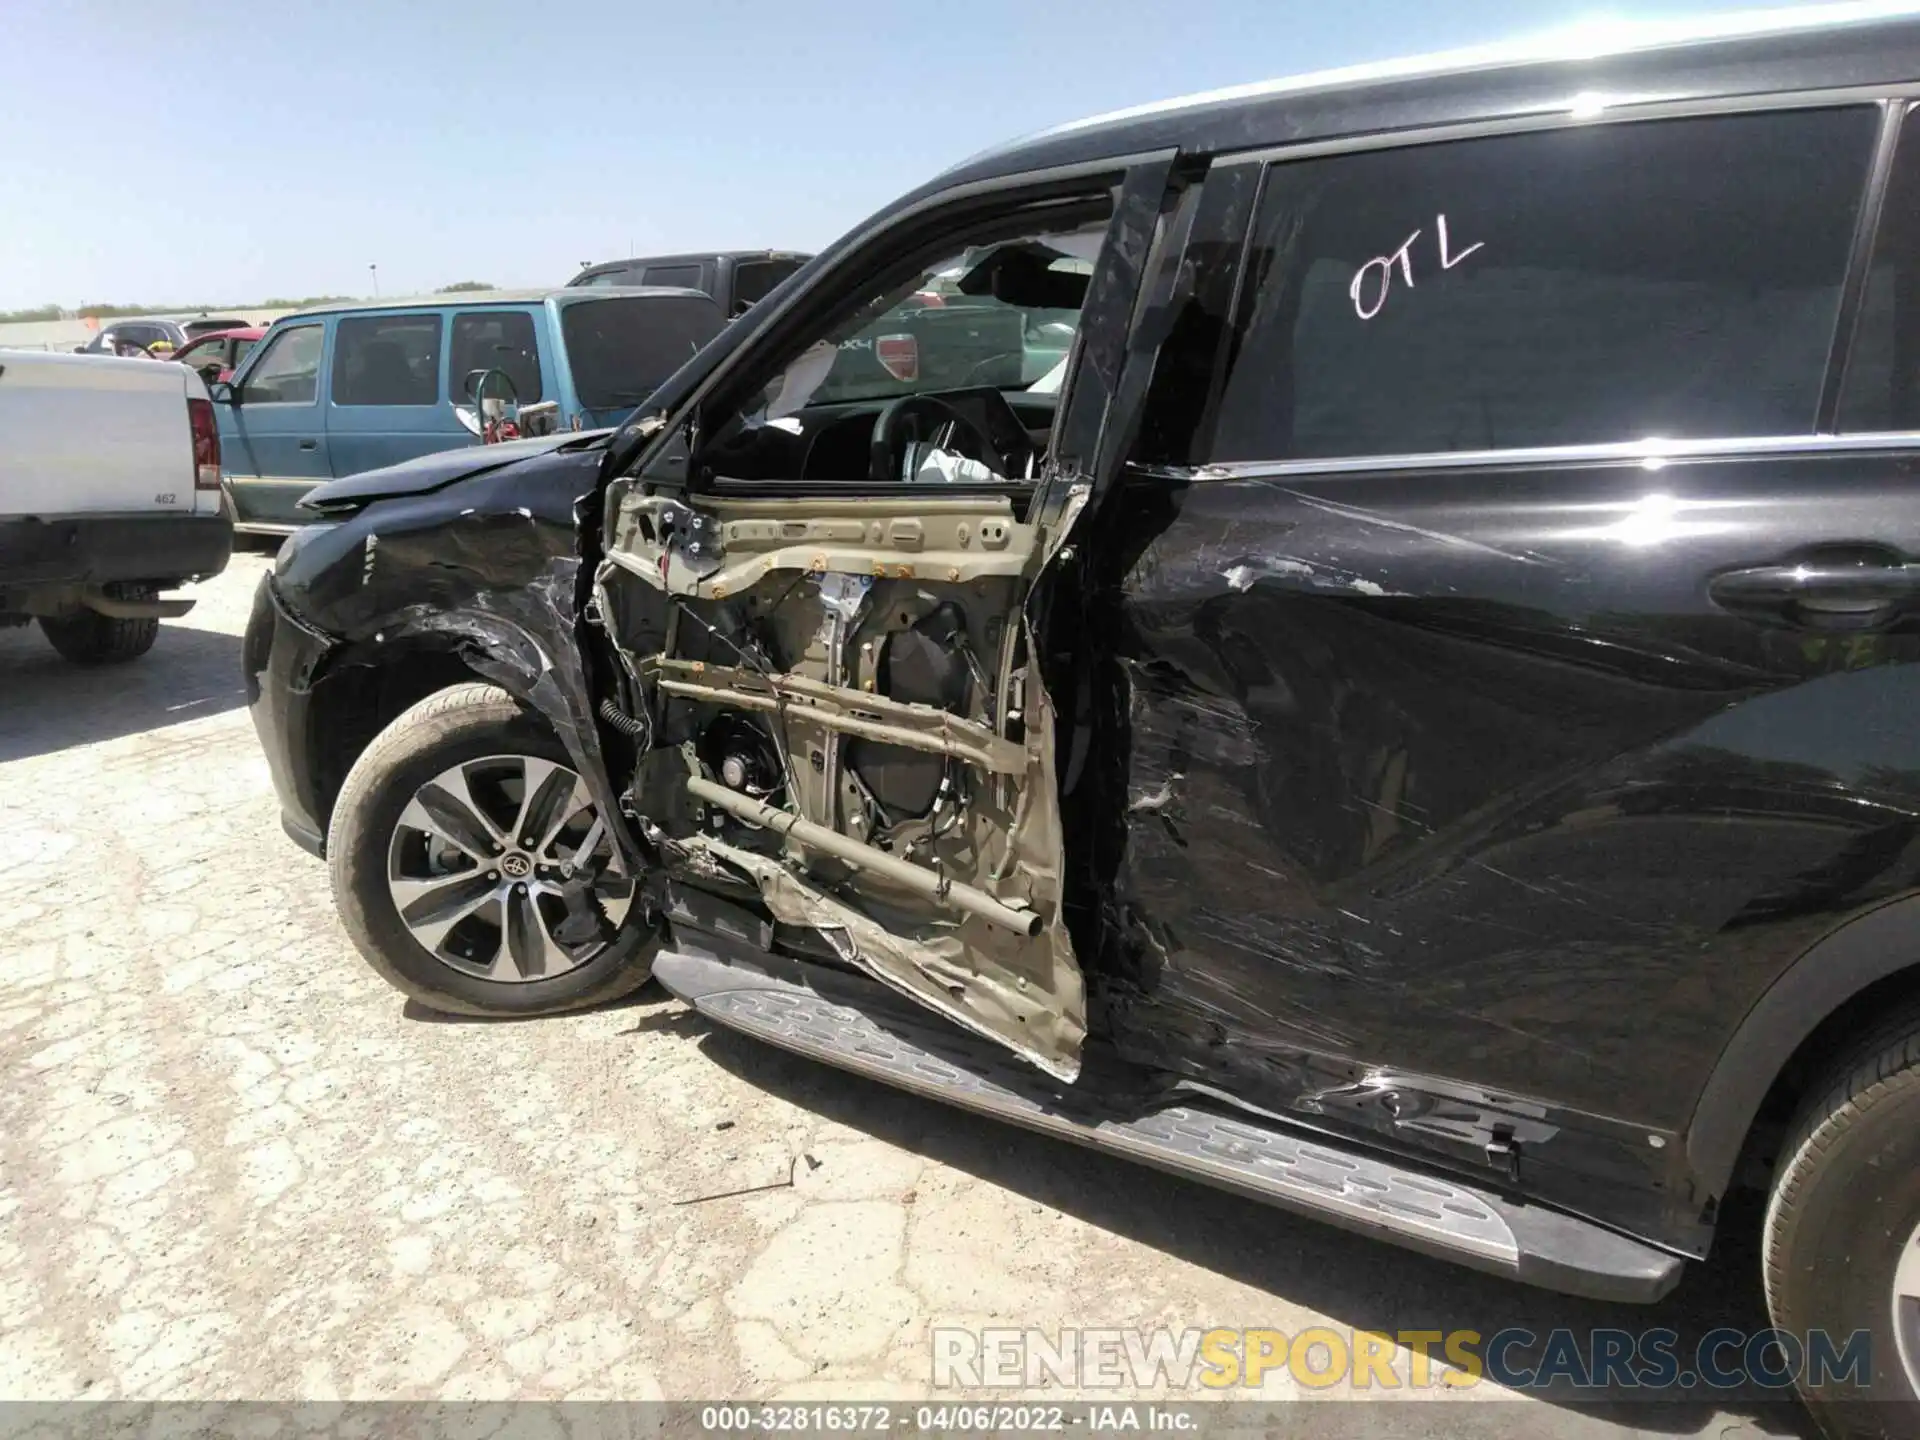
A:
250;13;1920;1432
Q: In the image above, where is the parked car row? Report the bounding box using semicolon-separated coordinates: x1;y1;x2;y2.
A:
242;12;1920;1437
72;315;252;358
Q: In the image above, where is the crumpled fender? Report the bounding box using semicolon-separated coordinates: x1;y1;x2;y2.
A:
300;431;611;515
365;555;639;876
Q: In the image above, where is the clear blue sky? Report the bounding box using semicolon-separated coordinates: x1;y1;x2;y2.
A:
1;0;1822;310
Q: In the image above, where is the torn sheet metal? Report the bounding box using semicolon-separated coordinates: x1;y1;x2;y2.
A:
656;601;1088;1079
376;554;638;878
690;834;1084;1083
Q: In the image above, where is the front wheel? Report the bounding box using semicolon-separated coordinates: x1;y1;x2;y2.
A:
1763;1011;1920;1439
327;682;656;1016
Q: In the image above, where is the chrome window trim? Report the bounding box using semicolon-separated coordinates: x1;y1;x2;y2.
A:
1173;430;1920;482
1204;83;1910;171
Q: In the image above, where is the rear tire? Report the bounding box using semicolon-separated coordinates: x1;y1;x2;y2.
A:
1763;1009;1920;1439
38;582;161;664
327;682;656;1017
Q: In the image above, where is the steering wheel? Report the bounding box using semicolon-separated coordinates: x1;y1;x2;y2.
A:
867;393;1003;482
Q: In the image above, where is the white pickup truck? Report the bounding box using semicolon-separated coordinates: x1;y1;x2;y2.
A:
0;351;233;663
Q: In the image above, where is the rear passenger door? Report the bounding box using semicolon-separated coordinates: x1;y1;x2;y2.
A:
1097;103;1920;1202
325;311;460;477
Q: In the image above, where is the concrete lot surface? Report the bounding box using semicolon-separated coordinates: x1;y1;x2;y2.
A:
0;554;1809;1437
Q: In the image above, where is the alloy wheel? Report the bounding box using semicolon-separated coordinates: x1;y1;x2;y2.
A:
1897;1217;1920;1399
386;753;633;982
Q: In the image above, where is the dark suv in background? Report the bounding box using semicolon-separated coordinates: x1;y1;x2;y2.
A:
566;249;810;316
251;11;1920;1433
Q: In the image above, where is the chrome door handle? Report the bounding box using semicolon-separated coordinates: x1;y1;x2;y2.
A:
1709;556;1920;630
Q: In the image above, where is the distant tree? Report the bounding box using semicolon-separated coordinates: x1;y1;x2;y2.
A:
75;302;243;319
259;295;358;309
0;294;362;322
77;303;209;319
435;281;496;293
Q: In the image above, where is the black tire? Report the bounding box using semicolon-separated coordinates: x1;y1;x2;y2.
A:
38;582;161;664
327;682;656;1017
1764;1008;1920;1440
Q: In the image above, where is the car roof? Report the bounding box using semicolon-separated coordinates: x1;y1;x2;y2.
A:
184;326;266;342
570;250;812;279
925;1;1920;197
282;286;720;319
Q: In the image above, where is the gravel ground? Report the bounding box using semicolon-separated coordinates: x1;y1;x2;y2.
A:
0;553;1810;1437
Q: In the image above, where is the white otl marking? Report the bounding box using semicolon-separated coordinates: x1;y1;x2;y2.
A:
1350;213;1486;320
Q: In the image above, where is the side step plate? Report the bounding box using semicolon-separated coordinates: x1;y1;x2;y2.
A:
653;938;1685;1304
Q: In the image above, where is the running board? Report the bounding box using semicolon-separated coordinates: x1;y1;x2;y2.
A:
652;938;1685;1304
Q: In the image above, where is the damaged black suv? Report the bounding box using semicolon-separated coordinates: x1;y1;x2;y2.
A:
248;12;1920;1432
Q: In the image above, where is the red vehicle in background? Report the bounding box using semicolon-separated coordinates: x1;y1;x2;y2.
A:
172;327;264;385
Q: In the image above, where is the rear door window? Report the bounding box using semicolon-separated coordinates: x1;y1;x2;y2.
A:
560;295;723;411
642;263;703;290
331;313;443;406
239;324;323;404
449;311;543;403
731;259;805;313
1199;107;1878;464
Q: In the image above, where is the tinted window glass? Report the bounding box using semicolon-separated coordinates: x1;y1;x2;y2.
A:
1203;108;1876;464
231;336;258;368
449;311;543;404
643;264;703;290
731;259;804;313
240;324;322;404
560;295;723;411
1840;109;1920;431
331;313;442;406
